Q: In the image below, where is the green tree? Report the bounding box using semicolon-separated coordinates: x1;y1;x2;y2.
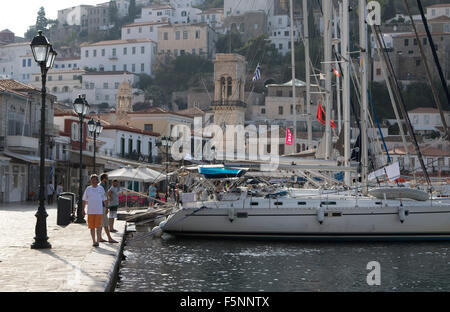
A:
128;0;138;22
36;7;48;32
216;31;244;53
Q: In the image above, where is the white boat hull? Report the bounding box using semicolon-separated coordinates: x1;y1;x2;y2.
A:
162;203;450;241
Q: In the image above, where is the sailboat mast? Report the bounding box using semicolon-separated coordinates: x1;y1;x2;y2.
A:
335;5;342;133
289;0;297;152
303;0;312;150
342;0;352;186
359;0;369;195
323;0;333;160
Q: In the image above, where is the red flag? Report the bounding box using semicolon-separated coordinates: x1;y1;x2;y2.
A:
316;102;336;129
316;102;326;125
333;68;341;77
286;128;293;145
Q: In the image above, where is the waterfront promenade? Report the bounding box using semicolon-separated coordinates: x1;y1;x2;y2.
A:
0;202;125;292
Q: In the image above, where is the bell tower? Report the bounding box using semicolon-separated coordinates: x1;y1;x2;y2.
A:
116;77;132;123
211;53;247;127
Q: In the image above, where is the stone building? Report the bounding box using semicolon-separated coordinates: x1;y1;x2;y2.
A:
211;53;247;127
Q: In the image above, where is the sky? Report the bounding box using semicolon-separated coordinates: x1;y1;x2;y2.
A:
0;0;103;38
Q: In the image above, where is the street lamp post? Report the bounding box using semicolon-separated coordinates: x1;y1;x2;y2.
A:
88;119;103;174
73;96;90;224
159;136;173;201
30;31;57;250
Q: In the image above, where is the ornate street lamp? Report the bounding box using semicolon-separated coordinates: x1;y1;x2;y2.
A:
159;136;173;201
30;31;57;250
88;118;103;174
73;95;90;224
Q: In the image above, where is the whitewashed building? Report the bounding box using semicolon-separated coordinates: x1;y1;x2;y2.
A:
100;124;159;162
80;39;157;76
268;15;302;56
0;42;34;83
427;3;450;19
135;4;176;23
408;107;450;135
197;8;225;32
31;69;84;103
121;21;169;42
53;57;81;70
170;0;202;24
77;71;142;108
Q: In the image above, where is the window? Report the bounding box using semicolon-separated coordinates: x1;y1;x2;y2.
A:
141;63;145;72
22;59;26;67
123;64;127;71
132;47;136;55
123;47;127;55
145;124;153;131
404;39;409;46
58;75;63;81
35;76;39;82
176;31;180;40
112;48;116;56
138;27;142;33
183;31;188;39
150;26;153;32
276;90;283;97
141;46;145;54
174;49;178;56
261;108;266;114
85;50;89;57
115;82;120;89
48;76;53;81
93;49;97;57
164;32;168;40
112;65;116;71
132;64;136;72
279;43;283;50
195;30;200;39
376;68;381;76
416;60;421;66
423;38;427;45
278;106;284;115
103;83;108;89
28;59;31;67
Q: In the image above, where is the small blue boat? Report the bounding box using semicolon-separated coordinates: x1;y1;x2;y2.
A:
198;167;247;179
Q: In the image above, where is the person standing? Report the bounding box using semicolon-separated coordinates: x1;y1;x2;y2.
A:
56;182;63;198
100;173;118;243
107;179;121;233
82;175;108;247
148;183;157;207
47;182;55;205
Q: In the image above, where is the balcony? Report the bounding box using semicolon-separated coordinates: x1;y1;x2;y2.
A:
6;136;39;151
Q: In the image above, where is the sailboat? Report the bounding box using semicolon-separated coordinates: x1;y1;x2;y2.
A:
160;0;450;240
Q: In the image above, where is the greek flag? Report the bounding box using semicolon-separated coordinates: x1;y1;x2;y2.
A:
252;63;261;81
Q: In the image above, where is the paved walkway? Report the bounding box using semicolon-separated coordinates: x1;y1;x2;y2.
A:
0;202;125;292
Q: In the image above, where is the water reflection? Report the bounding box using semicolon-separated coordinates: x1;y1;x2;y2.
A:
116;234;450;292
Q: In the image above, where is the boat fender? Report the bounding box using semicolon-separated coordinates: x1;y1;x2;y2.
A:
154;216;166;226
159;220;167;229
317;206;325;225
398;206;407;223
152;225;163;238
228;208;235;223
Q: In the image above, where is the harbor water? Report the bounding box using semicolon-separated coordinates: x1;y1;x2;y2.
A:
116;232;450;292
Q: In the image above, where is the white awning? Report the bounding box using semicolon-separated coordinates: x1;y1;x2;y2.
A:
3;151;54;166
